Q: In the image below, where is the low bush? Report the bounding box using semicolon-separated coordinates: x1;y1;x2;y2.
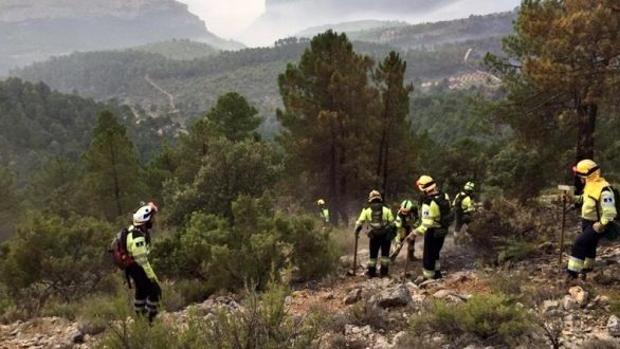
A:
153;194;339;294
98;282;323;349
409;293;532;347
0;214;114;316
467;199;560;264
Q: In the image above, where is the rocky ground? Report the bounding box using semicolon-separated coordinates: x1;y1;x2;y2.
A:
2;235;620;349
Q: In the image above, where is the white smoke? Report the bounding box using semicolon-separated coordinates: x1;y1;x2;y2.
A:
237;0;520;47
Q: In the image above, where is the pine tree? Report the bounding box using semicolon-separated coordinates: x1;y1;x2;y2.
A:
277;31;380;223
0;167;19;238
205;92;261;142
82;110;144;220
374;51;415;199
488;0;620;161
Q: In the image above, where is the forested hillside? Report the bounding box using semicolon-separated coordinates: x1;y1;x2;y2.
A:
14;12;509;138
0;78;177;178
347;11;515;49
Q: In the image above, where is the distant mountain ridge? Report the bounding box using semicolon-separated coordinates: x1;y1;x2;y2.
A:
241;0;458;45
0;0;243;74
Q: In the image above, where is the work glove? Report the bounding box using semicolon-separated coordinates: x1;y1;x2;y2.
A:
593;222;605;234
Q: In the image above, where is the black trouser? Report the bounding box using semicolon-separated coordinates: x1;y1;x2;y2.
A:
368;231;392;275
127;264;161;321
423;228;447;279
455;213;471;232
568;221;600;275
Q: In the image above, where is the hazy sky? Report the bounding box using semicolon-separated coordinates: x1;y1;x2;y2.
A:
179;0;521;44
179;0;265;38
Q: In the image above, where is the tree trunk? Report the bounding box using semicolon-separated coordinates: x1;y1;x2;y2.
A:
576;103;597;161
382;142;390;200
329;125;339;226
108;142;123;218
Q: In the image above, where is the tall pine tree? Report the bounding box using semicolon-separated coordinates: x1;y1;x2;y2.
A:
82;110;144;220
488;0;620;161
374;51;415;199
277;31;380;223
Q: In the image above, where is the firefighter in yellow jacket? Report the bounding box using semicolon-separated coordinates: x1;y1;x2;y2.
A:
355;190;396;278
126;202;161;322
411;176;452;280
567;160;617;281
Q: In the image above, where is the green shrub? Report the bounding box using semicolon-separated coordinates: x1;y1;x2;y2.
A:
97;282;322;349
153;194;338;293
410;293;532;346
467;199;558;264
0;214;114;316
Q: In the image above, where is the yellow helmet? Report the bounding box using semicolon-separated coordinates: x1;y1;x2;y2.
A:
317;199;326;206
416;175;436;193
368;190;382;203
464;181;475;192
573;159;600;179
400;199;414;214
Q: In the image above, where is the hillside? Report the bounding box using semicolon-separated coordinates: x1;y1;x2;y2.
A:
0;0;243;74
0;78;176;178
13;29;505;139
347;11;516;49
133;40;220;61
296;20;409;39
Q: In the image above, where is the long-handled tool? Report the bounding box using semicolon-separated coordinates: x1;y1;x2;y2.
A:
558;185;572;268
347;231;360;276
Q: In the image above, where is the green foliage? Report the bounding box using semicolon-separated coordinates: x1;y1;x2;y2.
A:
28;158;82;218
467;199;558;264
98;282;321;349
374;51;415;198
0;214;113;316
0;167;20;239
164;138;281;224
82;110;145;220
134;39;219;61
205;92;261;142
410;293;532;346
277;31;382;222
154;195;338;293
485;144;554;202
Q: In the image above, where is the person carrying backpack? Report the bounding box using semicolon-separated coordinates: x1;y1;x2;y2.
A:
453;181;477;236
354;190;396;278
567;160;618;283
412;175;452;280
113;202;161;322
391;199;420;262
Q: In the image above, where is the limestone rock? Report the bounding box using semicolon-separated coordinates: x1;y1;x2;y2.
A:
563;295;579;311
607;315;620;337
344;288;363;305
568;286;589;307
369;285;411;308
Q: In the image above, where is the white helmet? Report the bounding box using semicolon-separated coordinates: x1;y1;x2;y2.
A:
133;202;158;226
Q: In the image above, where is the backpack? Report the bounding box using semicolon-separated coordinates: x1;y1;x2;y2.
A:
434;192;454;229
600;186;620;241
453;192;465;215
109;228;135;270
368;202;389;236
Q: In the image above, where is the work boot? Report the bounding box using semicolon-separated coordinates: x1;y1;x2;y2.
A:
433;271;443;280
380;266;389;278
565;271;584;287
365;266;377;278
